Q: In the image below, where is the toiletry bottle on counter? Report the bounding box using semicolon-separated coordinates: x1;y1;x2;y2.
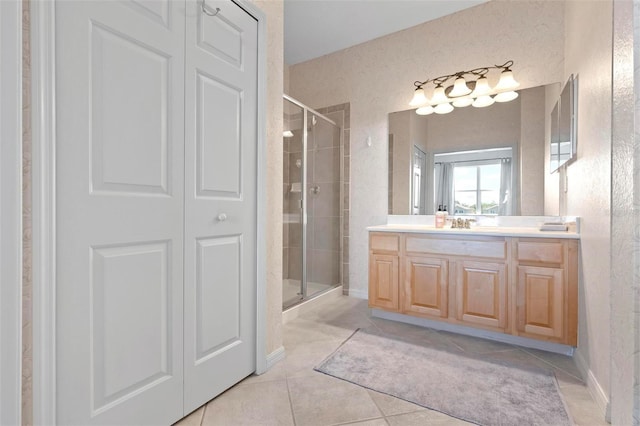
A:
443;205;449;224
436;205;445;228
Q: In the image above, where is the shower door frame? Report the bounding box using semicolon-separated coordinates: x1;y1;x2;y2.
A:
283;94;342;309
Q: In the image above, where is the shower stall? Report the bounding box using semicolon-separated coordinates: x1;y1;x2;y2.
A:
283;95;342;310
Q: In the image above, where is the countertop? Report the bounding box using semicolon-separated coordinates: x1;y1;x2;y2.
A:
367;224;580;239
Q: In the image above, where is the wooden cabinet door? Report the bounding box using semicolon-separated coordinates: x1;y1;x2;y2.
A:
456;261;507;330
369;254;399;311
404;257;448;318
516;266;564;340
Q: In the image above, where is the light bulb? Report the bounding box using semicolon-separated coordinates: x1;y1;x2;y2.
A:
472;76;491;97
472;95;495;108
283;130;294;138
494;91;519;103
434;103;454;114
494;70;520;91
431;85;448;104
452;97;473;108
449;77;472;97
409;88;428;107
416;105;435;115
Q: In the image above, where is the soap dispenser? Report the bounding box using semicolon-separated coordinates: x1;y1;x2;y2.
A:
435;205;445;229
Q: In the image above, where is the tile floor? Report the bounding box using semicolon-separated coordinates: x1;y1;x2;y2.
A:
175;296;607;426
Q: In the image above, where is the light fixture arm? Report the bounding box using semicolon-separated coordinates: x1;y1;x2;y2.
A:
412;60;515;92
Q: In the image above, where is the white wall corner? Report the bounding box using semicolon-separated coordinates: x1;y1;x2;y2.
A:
348;288;368;300
574;350;610;422
265;346;286;371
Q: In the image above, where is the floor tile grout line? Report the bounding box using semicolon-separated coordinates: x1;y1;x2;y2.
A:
285;375;298;426
365;390;387;419
199;403;207;426
521;348;584;381
329;415;387;426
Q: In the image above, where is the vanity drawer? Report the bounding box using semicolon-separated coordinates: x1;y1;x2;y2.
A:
405;236;506;259
517;241;564;264
370;233;400;253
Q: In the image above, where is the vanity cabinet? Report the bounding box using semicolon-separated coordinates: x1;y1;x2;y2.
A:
404;256;448;318
369;233;400;310
368;232;579;346
456;261;507;331
513;239;578;345
370;254;399;310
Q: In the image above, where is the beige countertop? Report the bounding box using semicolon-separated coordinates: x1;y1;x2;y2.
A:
367;224;580;239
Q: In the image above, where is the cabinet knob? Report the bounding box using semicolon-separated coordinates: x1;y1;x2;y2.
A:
217;213;228;222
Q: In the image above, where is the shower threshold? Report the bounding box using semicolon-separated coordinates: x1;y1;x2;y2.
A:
282;283;343;323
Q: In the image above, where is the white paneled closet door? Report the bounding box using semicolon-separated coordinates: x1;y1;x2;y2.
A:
55;1;186;424
55;0;259;424
183;0;258;413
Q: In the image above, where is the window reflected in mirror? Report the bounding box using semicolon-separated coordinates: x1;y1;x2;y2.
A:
434;148;512;216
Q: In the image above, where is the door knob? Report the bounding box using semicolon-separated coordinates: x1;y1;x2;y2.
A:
217;213;228;222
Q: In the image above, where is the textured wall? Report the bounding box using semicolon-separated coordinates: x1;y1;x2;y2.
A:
250;0;284;356
289;0;565;300
609;0;636;423
634;3;640;420
284;64;290;95
563;0;613;413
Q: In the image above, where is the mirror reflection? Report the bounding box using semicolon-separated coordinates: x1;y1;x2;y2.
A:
388;83;558;216
550;75;577;172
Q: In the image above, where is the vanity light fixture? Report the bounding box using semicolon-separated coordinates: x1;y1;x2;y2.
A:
408;60;519;115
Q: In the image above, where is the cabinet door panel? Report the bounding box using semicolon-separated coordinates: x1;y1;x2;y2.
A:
404;257;448;318
369;254;399;310
456;261;507;330
517;266;564;339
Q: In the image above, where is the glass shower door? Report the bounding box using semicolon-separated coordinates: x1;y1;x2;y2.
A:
283;99;304;308
282;95;342;310
305;111;342;299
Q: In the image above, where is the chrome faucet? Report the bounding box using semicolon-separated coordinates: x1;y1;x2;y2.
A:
450;218;475;229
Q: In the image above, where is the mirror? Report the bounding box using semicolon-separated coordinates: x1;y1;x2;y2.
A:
388;83;558;216
550;75;577;172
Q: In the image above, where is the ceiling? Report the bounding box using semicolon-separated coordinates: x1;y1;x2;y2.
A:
284;0;488;65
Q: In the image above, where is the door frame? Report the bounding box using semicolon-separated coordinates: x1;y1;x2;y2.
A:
31;1;267;423
0;0;23;424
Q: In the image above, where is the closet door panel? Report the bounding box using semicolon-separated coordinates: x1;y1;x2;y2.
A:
196;72;242;197
183;0;259;414
55;1;186;424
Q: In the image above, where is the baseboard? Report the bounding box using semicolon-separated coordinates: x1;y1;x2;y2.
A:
265;346;286;371
372;309;575;356
348;288;368;299
574;350;610;422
